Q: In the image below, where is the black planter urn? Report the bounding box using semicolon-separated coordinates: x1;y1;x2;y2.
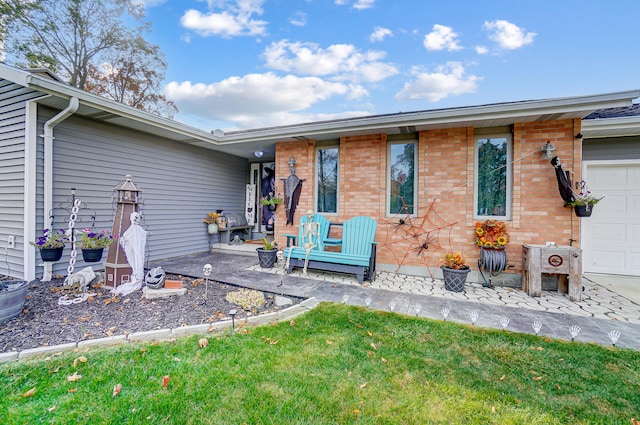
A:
441;266;470;292
256;248;278;268
574;205;593;217
82;248;105;263
39;247;63;262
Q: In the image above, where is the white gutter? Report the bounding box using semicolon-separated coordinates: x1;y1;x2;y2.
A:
41;96;79;281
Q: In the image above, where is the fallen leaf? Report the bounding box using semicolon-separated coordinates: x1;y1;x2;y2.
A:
68;388;77;393
326;340;333;345
162;375;170;388
370;342;377;350
73;356;88;367
67;372;82;382
23;387;36;397
353;409;361;414
48;405;56;412
289;320;295;326
198;338;208;348
359;382;367;389
556;385;561;391
347;371;352;377
50;366;61;374
367;331;373;336
381;357;388;363
499;375;506;381
491;406;496;413
532;376;543;381
113;383;122;397
631;418;639;425
270;340;279;345
425;380;430;386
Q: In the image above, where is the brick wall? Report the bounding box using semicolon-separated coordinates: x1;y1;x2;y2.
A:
274;118;583;276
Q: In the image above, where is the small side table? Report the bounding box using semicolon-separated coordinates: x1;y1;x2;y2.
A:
521;244;582;301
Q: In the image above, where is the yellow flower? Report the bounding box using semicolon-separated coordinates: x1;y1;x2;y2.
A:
475;227;484;236
497;236;508;245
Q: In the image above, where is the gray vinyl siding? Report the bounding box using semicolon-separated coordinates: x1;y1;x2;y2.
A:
37;106;248;276
583;136;640;160
0;80;41;278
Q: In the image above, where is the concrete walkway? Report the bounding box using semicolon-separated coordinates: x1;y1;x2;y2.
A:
153;251;640;350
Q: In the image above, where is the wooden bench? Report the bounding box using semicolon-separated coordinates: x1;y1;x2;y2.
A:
218;212;253;244
284;215;377;283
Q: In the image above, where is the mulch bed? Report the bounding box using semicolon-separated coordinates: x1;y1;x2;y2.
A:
0;273;303;353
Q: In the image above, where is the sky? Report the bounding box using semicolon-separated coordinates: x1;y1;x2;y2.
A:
135;0;640;132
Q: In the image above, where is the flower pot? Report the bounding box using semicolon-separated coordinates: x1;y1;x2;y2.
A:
574;205;593;217
441;266;470;292
267;204;277;211
207;223;219;234
40;247;63;262
82;248;104;263
256;248;278;268
0;280;29;322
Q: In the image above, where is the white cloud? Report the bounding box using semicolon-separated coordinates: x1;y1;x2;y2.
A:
395;62;480;102
370;26;392;42
131;0;166;8
475;45;488;55
263;40;398;83
334;0;376;10
289;11;307;27
165;73;368;128
483;20;535;50
180;0;267;37
423;24;462;51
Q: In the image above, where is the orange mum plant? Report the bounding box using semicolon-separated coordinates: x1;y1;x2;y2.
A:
474;220;509;249
441;252;468;270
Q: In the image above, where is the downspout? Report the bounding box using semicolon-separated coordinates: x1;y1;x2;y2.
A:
41;97;79;281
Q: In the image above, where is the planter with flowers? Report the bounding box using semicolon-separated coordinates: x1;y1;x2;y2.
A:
77;228;117;262
474;220;509;287
256;237;278;268
203;212;221;234
440;252;469;292
31;228;69;262
567;194;603;217
260;193;283;211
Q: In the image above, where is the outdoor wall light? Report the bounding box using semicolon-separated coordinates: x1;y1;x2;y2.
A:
541;141;557;160
254;150;264;158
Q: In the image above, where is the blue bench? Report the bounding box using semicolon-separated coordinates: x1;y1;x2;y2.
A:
284;215;377;283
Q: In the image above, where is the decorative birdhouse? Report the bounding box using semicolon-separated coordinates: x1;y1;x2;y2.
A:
104;175;144;289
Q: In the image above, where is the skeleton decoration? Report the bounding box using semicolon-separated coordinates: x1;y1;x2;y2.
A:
111;211;147;296
58;267;97;305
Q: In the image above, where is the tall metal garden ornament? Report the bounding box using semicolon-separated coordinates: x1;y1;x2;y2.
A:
202;263;212;315
379;197;457;280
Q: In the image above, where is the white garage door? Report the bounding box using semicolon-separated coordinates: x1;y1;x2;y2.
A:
581;161;640;276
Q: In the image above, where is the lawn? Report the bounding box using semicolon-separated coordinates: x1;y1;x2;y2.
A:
1;303;639;424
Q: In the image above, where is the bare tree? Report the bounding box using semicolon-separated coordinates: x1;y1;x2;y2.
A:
1;0;177;117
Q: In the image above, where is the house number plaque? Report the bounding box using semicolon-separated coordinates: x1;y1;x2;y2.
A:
548;254;563;267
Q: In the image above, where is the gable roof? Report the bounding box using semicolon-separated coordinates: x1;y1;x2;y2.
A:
1;63;639;158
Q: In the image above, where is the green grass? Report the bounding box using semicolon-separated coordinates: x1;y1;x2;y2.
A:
1;303;639;424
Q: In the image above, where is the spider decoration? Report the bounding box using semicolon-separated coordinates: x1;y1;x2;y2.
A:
411;232;437;256
380;197;458;281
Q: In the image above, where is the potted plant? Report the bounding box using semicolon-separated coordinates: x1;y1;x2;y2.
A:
440;251;470;292
0;277;29;322
76;228;117;262
260;192;283;211
203;212;221;234
30;228;69;262
256;237;278;268
566;193;604;217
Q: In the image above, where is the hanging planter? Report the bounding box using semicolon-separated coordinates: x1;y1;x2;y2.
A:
574;205;593;217
82;247;104;263
40;247;64;262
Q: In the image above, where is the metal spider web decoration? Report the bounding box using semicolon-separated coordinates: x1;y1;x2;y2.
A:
379;197;458;280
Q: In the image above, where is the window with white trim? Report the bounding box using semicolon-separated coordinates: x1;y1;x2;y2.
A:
388;141;416;215
316;146;339;214
474;134;512;219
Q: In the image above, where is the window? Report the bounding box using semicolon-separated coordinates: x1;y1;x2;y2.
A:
474;134;512;219
388;141;416;215
316;146;338;213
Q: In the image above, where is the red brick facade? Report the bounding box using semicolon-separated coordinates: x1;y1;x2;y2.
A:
274;119;583;277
